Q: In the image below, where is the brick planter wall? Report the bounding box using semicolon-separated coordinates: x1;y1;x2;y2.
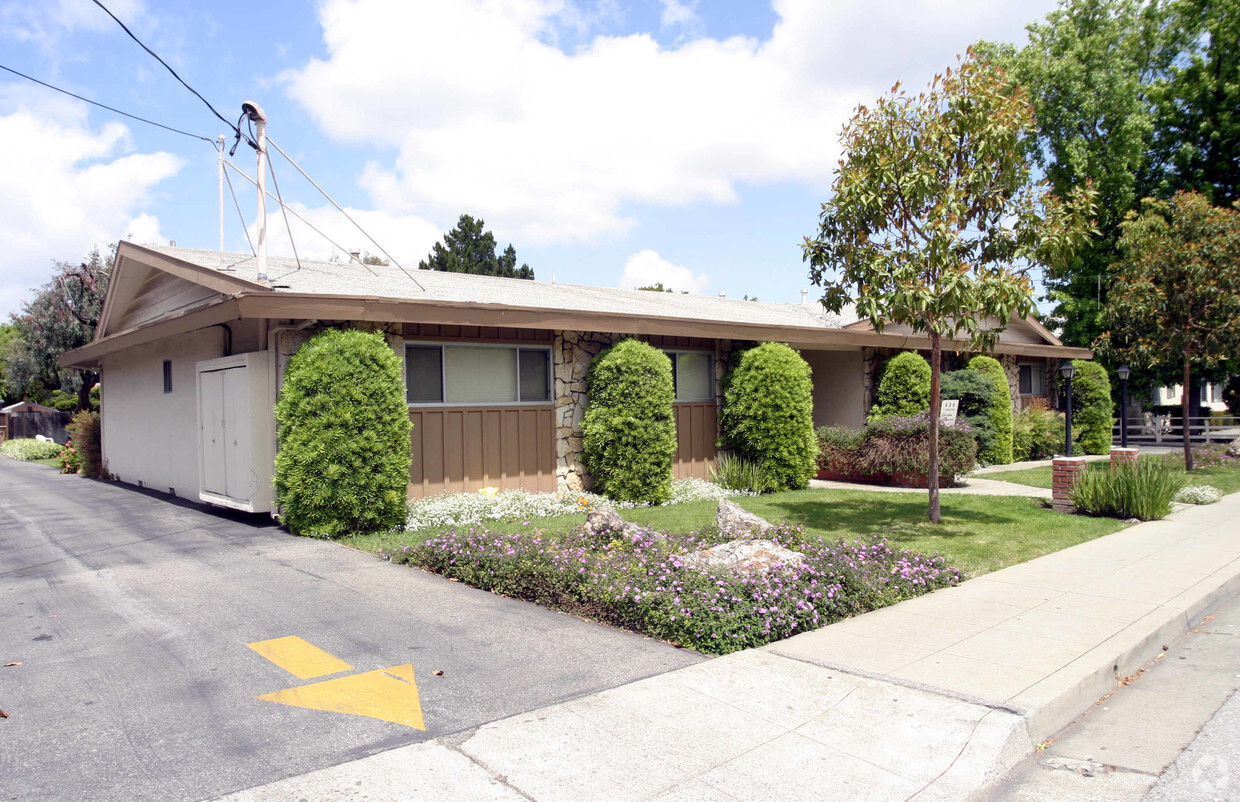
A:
1052;456;1088;513
1110;447;1140;468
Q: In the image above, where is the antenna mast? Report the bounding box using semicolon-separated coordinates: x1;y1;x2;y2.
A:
242;101;268;282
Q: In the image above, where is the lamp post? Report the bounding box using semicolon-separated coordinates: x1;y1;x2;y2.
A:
1117;365;1132;449
1060;360;1076;457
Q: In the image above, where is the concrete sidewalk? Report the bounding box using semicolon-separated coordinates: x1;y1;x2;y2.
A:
219;493;1240;802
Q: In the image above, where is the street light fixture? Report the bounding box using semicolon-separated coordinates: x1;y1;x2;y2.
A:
1117;365;1132;449
1060;360;1076;457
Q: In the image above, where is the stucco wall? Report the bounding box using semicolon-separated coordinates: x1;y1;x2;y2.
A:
800;349;866;428
100;327;229;497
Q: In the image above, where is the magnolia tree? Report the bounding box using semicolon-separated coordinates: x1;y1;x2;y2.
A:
803;51;1096;522
1097;192;1240;471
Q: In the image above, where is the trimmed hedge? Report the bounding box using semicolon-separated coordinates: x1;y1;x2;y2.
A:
816;414;977;483
940;369;998;464
1072;360;1112;455
869;352;930;421
581;339;676;503
274;329;412;538
719;342;817;491
967;356;1013;464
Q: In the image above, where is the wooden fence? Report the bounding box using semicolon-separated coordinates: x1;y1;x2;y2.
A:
1112;415;1240;446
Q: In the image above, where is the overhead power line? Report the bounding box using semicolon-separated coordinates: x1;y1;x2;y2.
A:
0;63;214;143
90;0;254;148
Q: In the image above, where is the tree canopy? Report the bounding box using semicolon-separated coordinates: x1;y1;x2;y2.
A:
419;214;534;279
1096;192;1240;469
803;51;1095;521
5;248;111;409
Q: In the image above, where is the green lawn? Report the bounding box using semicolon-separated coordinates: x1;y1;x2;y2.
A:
343;488;1127;578
978;466;1054;489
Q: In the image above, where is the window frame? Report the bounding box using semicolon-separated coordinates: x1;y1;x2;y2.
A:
1018;363;1047;397
403;341;553;408
665;349;716;403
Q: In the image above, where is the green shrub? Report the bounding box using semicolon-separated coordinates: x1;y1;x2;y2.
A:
1071;360;1113;455
274;329;412;538
1012;405;1068;461
58;440;81;474
66;410;103;478
967;356;1013;464
941;369;998;464
709;452;776;494
46;389;79;412
581;339;676;503
864;413;978;479
1070;460;1187;521
815;425;867;475
1225;375;1240;416
869;352;930;421
0;438;63;461
719;342;817;490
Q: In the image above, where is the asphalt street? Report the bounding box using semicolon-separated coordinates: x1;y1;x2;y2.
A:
0;460;703;801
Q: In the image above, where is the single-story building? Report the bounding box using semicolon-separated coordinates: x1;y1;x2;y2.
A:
60;241;1091;513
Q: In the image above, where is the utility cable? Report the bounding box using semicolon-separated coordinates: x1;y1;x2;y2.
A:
265;137;423;290
0;63;215;143
222;164;256;256
266;156;302;272
90;0;254;147
224;161;379;277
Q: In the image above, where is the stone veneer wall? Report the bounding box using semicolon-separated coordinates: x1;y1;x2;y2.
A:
553;331;741;493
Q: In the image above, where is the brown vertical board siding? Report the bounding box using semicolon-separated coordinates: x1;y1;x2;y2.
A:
673;402;718;480
409;404;555;497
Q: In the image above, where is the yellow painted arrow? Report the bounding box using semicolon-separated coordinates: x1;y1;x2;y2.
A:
248;637;426;730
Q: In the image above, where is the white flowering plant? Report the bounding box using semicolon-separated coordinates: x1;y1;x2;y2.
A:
1175;484;1223;505
407;478;749;531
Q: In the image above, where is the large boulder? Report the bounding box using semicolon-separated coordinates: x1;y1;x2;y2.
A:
1226;436;1240;459
715;499;775;537
681;539;805;575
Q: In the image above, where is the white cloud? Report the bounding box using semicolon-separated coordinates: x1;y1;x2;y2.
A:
659;0;698;28
282;0;1054;247
0;90;182;317
1;0;146;48
619;249;707;294
247;202;442;275
124;213;164;245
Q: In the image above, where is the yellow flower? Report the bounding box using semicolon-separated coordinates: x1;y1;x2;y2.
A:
478;486;499;497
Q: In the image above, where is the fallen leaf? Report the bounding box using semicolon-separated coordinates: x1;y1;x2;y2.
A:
3;662;19;667
433;670;444;676
0;710;7;718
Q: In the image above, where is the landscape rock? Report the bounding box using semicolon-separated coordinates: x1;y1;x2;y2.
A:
1226;436;1240;458
681;539;805;575
581;507;663;545
715;499;775;537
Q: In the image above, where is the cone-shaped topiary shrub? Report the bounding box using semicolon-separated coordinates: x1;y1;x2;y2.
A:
967;355;1014;464
1072;360;1113;455
274;329;412;538
581;339;676;503
719;342;816;490
869;351;931;421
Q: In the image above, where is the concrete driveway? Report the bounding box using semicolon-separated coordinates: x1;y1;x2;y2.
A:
0;460;702;801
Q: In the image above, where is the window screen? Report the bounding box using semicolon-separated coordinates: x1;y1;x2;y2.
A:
674;352;714;401
405;346;443;402
444;346;518;403
1019;364;1045;396
518;349;550;402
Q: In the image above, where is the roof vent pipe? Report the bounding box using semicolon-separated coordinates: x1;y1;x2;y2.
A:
801;289;808;305
242;101;268;282
719;291;726;298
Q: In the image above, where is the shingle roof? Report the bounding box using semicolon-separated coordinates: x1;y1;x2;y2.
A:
139;244;858;330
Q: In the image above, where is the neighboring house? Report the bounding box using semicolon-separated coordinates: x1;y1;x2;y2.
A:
1150;381;1228;413
60;241;1090;512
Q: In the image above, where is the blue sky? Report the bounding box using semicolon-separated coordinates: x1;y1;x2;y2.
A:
0;0;1058;319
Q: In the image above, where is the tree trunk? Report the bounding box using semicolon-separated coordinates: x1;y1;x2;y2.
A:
928;332;942;524
1182;357;1193;471
76;371;96;412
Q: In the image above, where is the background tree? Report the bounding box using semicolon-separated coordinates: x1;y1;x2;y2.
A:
419;214;534;279
977;0;1183;348
803;52;1095;522
6;248;111;409
1096;192;1240;470
1145;0;1240;205
0;323;17;401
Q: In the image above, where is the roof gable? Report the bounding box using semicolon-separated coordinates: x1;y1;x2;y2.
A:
842;315;1062;347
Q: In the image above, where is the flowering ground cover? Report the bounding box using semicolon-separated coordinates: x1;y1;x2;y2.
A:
378;520;963;655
